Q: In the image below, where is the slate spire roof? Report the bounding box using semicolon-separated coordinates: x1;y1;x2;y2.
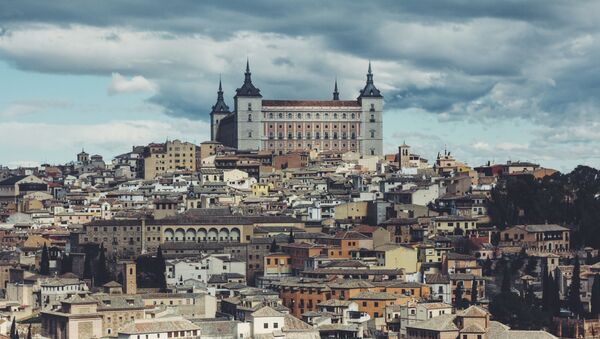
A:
358;61;383;98
211;75;231;114
235;59;262;97
333;78;340;100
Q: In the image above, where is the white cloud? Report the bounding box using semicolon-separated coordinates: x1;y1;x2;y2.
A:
0;100;70;117
0;117;210;166
108;72;158;95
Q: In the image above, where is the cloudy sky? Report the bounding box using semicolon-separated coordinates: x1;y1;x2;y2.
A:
1;1;600;171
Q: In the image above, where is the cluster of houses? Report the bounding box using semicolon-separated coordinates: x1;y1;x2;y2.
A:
0;142;570;338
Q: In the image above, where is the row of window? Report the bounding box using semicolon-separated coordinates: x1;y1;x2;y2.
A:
267;131;360;140
267;112;361;120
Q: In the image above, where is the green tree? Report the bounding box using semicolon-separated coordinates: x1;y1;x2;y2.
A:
40;242;50;275
568;255;583;316
525;255;537;276
10;317;17;339
501;263;511;293
591;274;600;317
288;229;295;244
490;291;549;330
270;237;279;252
454;281;464;309
482;258;493;276
156;246;167;291
471;279;478;304
95;243;110;286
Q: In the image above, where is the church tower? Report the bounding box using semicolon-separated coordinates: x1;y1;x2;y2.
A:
399;142;410;169
234;59;263;151
358;62;384;156
210;77;231;141
333;79;340;100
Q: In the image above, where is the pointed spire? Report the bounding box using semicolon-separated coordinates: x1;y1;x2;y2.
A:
358;61;382;99
212;76;230;113
333;78;340;101
236;58;262;97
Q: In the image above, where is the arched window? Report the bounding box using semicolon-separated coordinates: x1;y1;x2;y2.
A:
342;132;347;139
316;132;320;139
316;113;320;119
248;103;252;111
269;113;273;119
297;132;302;139
370;130;375;138
324;132;329;139
297;113;302;119
351;113;356;119
342;113;347;119
370;114;375;122
324;113;329;119
334;113;338;119
248;131;253;137
307;113;311;119
248;113;252;122
370;103;375;111
306;132;311;139
333;132;338;139
351;132;356;139
288;113;292;119
269;132;274;139
278;113;283;118
278;132;283;139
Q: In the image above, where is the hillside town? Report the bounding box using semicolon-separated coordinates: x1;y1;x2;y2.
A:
3;130;598;339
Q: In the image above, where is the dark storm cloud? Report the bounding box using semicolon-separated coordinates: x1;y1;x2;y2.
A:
2;0;600;135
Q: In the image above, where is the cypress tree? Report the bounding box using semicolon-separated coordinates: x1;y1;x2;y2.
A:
471;279;478;304
591;274;600;317
156;246;167;291
288;229;295;244
270;238;279;252
40;242;50;275
10;317;17;339
83;252;93;279
542;271;550;312
568;255;583;316
95;243;109;286
551;273;561;316
455;281;464;309
27;324;32;339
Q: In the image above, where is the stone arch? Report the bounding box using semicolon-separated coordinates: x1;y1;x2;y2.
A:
219;228;230;241
185;228;196;242
164;228;174;241
174;228;185;242
197;228;207;242
207;228;218;241
230;228;241;242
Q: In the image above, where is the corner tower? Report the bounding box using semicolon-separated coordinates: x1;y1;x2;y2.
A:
358;62;384;156
234;60;263;151
210;77;231;141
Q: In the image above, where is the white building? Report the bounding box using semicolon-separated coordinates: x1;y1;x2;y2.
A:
165;254;246;286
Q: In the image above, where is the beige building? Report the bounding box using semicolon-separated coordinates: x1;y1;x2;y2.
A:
143;140;197;179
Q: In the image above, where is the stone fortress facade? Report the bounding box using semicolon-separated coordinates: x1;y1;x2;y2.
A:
210;61;384;156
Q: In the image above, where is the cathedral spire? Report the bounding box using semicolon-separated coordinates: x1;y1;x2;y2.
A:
333;78;339;101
